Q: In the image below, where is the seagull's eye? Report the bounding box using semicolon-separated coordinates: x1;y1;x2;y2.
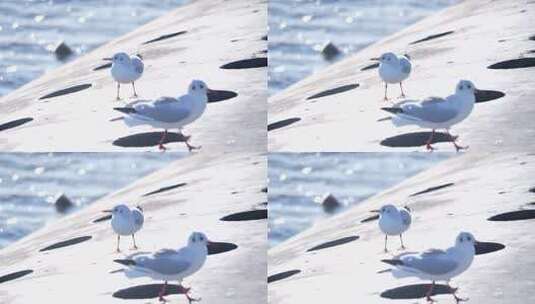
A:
467;84;472;89
200;236;204;241
467;236;472;241
200;84;204;89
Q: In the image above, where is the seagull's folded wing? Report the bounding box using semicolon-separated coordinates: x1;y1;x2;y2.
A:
401;250;458;275
132;210;144;228
399;57;411;74
400;97;458;123
399;209;411;226
132;98;191;123
134;253;191;275
131;56;144;74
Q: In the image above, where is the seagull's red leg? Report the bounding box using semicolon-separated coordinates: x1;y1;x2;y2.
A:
116;83;121;100
399;82;406;98
425;281;436;303
426;129;436;151
178;285;200;303
158;281;168;302
131;234;138;250
384;83;389;101
399;234;405;250
446;130;468;152
384;234;388;252
449;284;468;303
182;132;200;152
158;130;168;151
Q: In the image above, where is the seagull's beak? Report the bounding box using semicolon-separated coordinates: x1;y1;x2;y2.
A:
102;209;113;213
370;57;380;61
404;205;411;212
370;209;380;213
102;57;112;61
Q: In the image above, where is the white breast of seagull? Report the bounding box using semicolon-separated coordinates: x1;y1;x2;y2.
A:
125;244;207;282
379;209;405;235
111;56;143;83
111;209;135;236
379;55;411;84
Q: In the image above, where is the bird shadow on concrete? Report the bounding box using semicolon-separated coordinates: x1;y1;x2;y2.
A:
307;235;360;252
380;131;452;148
113;284;185;299
207;241;238;255
207;89;238;103
380;283;452;299
112;132;187;148
268;270;301;283
0;117;33;132
0;270;33;284
39;236;92;252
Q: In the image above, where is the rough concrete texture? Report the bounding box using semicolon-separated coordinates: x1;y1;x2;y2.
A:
0;151;267;303
269;0;535;152
0;0;267;152
269;152;535;303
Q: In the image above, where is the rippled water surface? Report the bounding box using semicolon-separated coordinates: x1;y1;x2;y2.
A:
0;0;184;97
268;0;458;95
268;153;453;247
0;153;179;249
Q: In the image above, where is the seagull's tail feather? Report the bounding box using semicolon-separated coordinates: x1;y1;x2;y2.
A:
377;268;392;274
114;107;137;114
113;259;136;266
123;115;148;127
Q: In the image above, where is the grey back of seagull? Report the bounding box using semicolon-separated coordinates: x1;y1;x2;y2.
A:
401;250;458;275
132;208;144;233
134;252;191;275
132;97;191;123
400;208;411;228
401;97;458;123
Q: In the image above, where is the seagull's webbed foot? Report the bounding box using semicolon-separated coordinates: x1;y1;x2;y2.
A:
453;143;469;152
183;135;201;152
425;143;436;152
158;144;167;151
449;286;469;303
178;285;201;303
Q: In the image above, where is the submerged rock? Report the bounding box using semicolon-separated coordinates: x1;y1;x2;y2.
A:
321;193;342;213
54;193;74;213
321;42;341;61
54;41;73;61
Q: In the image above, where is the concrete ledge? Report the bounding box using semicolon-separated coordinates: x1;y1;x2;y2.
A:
268;0;534;152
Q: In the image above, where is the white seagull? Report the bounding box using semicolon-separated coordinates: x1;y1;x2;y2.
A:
104;52;144;100
103;204;144;252
372;52;412;101
381;231;478;303
114;231;212;303
372;204;411;252
381;80;477;152
114;79;209;151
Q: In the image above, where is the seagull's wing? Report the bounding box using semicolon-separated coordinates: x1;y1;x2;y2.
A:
400;250;458;275
132;209;144;229
130;56;144;74
398;97;458;123
399;56;412;74
399;208;411;227
130;97;191;123
133;251;191;275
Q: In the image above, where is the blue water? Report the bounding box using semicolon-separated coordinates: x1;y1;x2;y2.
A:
0;0;184;97
0;153;179;249
268;0;458;95
268;153;453;247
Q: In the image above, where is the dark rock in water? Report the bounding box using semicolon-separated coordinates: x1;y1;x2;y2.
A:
321;194;341;213
54;41;73;61
54;194;74;213
321;42;341;61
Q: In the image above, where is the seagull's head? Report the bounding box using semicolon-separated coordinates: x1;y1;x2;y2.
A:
103;204;129;217
455;80;477;95
455;231;477;248
375;52;398;65
188;80;209;96
105;52;130;64
188;231;211;248
373;204;397;216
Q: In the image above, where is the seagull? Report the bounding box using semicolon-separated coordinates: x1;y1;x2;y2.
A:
371;204;411;252
381;80;477;152
114;231;212;303
114;79;209;151
103;204;144;252
372;52;412;101
381;232;478;303
104;52;144;100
